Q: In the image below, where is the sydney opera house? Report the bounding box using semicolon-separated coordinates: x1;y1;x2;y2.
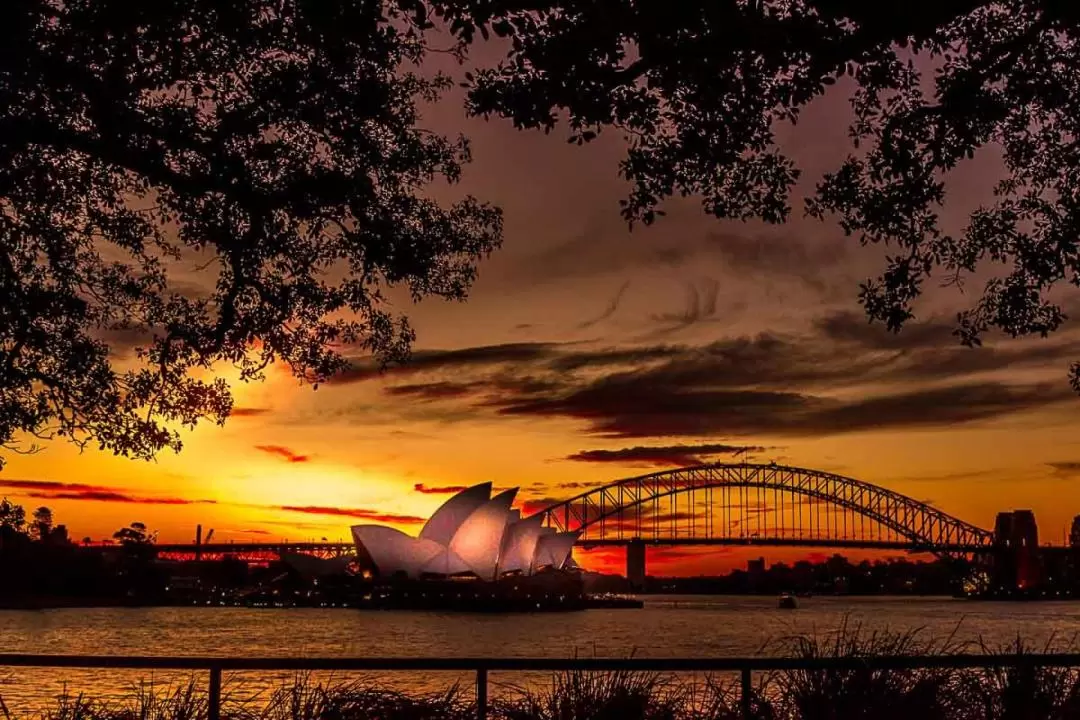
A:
350;482;579;582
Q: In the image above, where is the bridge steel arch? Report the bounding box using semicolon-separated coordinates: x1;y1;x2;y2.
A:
533;463;994;554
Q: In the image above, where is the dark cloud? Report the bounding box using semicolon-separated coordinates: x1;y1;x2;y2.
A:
561;334;873;391
547;345;681;372
578;280;631;329
278;506;425;524
566;443;768;468
331;343;558;384
255;445;310;463
376;344;1072;437
496;382;812;438
497;377;1069;439
366;323;1078;404
413;483;470;495
239;529;273;536
341;305;1077;440
0;479;106;493
1048;462;1080;476
817;310;1080;378
801;383;1069;436
231;407;271;417
24;491;206;504
0;478;214;505
332;340;683;388
814;311;956;351
386;382;481;400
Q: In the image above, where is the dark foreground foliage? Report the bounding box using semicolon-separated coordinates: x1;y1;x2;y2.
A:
5;629;1080;720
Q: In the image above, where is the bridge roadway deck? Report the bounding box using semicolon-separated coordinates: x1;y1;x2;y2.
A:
148;537;986;558
574;538;985;552
152;542;352;556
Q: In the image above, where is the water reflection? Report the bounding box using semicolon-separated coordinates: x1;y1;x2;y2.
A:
1;596;1079;712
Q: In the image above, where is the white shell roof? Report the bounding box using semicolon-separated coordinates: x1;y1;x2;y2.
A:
498;514;545;574
534;531;579;570
421;547;473;576
418;481;492;546
448;488;518;581
352;525;443;578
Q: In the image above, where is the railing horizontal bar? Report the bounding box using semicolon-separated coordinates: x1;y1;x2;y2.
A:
0;654;1075;672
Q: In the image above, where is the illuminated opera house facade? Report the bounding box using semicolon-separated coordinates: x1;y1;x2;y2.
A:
351;482;579;582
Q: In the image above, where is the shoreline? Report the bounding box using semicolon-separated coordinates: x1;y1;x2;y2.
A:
4;592;1066;611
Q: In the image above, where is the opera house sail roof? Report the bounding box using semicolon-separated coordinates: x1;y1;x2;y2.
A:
351;483;579;581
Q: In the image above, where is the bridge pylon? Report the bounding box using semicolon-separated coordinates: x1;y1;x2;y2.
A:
627;539;646;591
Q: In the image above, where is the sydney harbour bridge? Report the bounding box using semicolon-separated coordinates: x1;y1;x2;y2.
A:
154;463;1039;589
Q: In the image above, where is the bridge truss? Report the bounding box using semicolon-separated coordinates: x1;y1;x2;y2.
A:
154;542;354;563
534;463;995;555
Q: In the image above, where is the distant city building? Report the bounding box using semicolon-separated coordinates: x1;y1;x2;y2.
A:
994;510;1039;548
1069;515;1080;547
992;509;1041;590
747;557;765;575
351;482;579;581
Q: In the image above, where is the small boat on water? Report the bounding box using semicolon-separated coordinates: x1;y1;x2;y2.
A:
778;593;798;609
585;593;644;609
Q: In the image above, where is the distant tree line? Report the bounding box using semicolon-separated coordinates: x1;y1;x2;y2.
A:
0;498;162;606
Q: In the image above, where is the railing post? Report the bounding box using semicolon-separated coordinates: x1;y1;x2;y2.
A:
740;667;752;719
208;665;222;720
476;666;488;720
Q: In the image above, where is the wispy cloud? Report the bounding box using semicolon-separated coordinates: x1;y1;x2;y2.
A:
705;231;852;297
651;278;721;330
578;280;631;329
306;305;1078;442
0;479;215;505
566;443;768;468
232;407;271;417
330;343;558;384
255;445;310;463
413;483;470;495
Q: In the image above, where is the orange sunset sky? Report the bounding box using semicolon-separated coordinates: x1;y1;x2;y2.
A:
2;47;1079;576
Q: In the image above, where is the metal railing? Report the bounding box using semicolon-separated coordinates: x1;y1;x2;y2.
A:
3;653;1080;720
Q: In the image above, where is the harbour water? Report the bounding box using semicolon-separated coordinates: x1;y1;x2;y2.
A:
1;595;1078;711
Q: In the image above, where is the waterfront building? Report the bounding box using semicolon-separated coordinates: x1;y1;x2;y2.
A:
351;482;578;581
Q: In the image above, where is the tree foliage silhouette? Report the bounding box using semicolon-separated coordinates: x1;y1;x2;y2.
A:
0;498;26;534
30;506;52;542
3;1;1078;472
438;0;1080;391
0;0;502;465
113;521;152;546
